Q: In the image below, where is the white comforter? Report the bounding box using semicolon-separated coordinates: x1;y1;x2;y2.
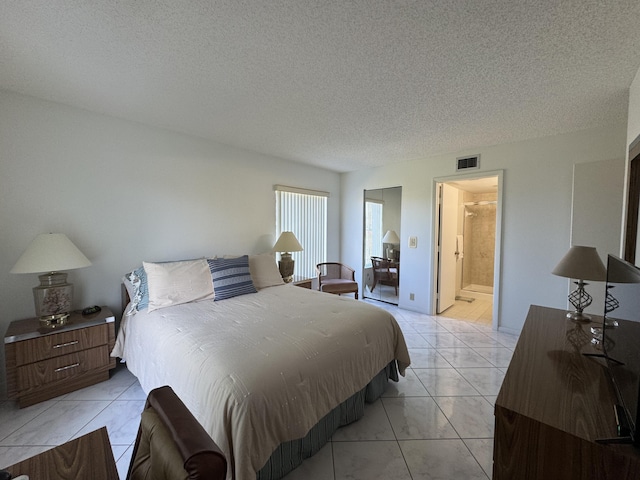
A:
111;284;410;480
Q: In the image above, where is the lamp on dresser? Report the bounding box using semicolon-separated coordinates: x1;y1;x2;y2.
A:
382;230;400;260
272;231;303;283
10;233;91;326
551;245;606;323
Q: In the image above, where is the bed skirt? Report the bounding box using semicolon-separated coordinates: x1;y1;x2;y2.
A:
256;361;399;480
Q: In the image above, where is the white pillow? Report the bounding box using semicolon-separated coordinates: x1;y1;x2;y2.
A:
144;259;214;312
249;254;285;289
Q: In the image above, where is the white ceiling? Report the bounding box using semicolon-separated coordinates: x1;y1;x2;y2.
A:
2;1;640;173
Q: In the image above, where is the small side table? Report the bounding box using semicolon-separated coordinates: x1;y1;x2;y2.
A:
3;427;118;479
292;276;313;289
4;307;116;408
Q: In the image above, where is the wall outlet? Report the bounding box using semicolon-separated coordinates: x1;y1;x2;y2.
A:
409;293;415;301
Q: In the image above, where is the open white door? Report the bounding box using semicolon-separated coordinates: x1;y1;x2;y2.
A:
437;183;458;313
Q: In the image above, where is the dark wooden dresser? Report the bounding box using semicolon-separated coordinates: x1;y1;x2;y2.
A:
494;305;640;479
3;427;118;479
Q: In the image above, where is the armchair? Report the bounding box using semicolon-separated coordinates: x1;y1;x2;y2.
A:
316;262;359;299
371;256;399;295
127;385;227;480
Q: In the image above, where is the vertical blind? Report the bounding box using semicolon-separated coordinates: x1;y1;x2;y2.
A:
275;186;328;278
364;200;384;267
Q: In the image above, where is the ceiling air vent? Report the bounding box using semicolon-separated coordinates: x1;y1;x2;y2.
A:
456;155;480;171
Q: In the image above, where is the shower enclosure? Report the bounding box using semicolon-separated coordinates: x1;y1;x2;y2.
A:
459;195;497;295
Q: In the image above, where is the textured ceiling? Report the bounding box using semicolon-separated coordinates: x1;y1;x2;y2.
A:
2;1;640;172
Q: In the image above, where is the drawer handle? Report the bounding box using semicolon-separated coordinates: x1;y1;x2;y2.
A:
55;363;80;373
53;340;79;349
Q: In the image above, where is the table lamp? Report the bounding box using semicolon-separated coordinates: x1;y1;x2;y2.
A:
382;230;400;260
272;231;303;282
602;254;640;327
551;245;606;323
11;233;91;326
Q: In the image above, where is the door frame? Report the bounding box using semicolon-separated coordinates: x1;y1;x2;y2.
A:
431;170;504;330
624;135;640;264
435;183;459;313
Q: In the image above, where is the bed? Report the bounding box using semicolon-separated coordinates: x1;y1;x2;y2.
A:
111;255;410;480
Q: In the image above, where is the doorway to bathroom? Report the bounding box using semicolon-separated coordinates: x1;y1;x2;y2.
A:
433;172;502;328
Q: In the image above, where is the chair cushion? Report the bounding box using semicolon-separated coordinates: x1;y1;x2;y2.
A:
320;279;358;294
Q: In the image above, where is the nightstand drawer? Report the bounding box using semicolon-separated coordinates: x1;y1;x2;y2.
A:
17;345;111;390
14;324;109;366
5;307;116;407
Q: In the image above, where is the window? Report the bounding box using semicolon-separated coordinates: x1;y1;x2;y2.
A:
275;185;328;278
364;200;384;267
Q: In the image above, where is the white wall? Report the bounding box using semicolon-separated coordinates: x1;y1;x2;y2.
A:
628;67;640;150
0;90;341;398
341;125;627;334
571;158;625;316
382;187;402;243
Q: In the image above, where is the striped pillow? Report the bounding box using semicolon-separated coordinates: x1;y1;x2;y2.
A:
208;256;257;301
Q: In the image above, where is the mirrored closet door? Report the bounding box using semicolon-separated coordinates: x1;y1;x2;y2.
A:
363;187;402;304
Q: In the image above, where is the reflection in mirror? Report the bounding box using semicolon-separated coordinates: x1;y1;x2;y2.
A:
624;142;640;265
363;187;402;304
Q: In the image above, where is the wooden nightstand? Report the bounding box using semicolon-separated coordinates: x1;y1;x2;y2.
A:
292;276;313;289
4;307;116;408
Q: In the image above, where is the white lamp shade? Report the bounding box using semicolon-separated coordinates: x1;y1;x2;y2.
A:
607;255;640;284
382;230;400;244
11;233;91;274
551;245;606;281
272;231;303;253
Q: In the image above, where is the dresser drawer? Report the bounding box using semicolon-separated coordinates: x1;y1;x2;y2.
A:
17;345;111;391
14;324;109;366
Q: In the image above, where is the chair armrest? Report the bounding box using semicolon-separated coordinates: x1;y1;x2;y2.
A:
340;264;355;280
145;386;226;479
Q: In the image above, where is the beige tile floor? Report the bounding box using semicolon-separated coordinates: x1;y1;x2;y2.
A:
363;283;400;304
439;294;493;325
0;301;518;479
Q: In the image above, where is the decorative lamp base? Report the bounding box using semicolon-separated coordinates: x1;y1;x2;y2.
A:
33;272;73;322
566;280;592;323
279;254;295;283
566;311;592;323
39;313;71;328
